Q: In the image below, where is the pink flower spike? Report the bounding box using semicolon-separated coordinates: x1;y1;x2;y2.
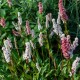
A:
58;0;68;22
38;2;43;14
61;34;71;59
12;29;20;36
26;20;31;35
0;18;6;27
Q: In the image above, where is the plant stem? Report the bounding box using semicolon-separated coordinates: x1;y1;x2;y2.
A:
14;37;19;56
46;37;57;69
64;22;68;35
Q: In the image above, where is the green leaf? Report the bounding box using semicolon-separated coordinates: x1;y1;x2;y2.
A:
0;9;6;17
45;69;54;77
31;61;35;68
0;33;7;40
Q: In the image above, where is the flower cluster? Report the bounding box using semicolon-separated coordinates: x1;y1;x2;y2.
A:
0;18;6;27
61;34;71;59
12;29;20;36
26;20;31;35
61;34;78;59
52;17;63;37
2;38;12;63
31;29;35;38
38;32;43;46
50;12;63;38
46;13;52;28
38;18;42;31
1;1;80;79
58;0;68;22
71;37;78;51
12;12;22;36
18;12;22;27
38;2;43;14
70;57;80;76
30;40;35;49
23;42;32;62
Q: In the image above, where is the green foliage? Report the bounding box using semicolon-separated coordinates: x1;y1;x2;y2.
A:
0;0;80;80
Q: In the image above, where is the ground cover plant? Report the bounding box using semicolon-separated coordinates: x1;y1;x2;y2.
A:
0;0;80;80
